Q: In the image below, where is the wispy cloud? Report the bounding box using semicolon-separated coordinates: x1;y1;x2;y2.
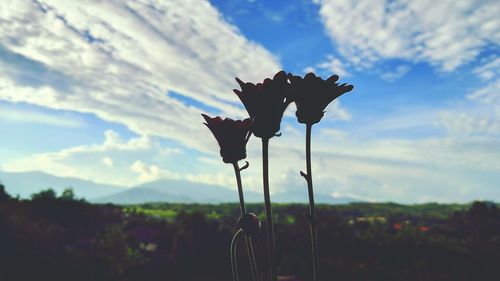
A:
0;0;281;152
1;130;158;185
314;55;350;77
468;56;500;106
0;106;84;127
473;56;500;81
378;65;410;82
314;0;500;71
130;160;180;183
3;119;500;202
1;129;252;190
101;157;113;168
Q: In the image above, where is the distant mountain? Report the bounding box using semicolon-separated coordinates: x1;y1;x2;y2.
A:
0;170;121;199
94;187;195;204
95;179;358;205
0;170;358;204
94;179;263;204
315;193;358;204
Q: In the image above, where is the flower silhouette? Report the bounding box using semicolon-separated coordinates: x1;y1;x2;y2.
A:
201;114;252;164
202;113;260;281
288;72;354;125
234;71;293;139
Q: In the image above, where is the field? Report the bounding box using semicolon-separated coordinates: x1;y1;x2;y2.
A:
1;187;500;281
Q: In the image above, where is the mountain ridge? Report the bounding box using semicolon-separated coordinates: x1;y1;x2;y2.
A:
0;170;358;204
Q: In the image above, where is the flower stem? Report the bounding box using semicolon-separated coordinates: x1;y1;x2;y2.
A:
231;229;243;281
244;236;260;281
262;138;277;281
233;162;260;281
305;124;319;281
233;162;247;215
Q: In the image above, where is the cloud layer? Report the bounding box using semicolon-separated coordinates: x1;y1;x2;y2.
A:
314;0;500;71
0;0;281;152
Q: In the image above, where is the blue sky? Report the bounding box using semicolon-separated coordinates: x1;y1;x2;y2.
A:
0;0;499;203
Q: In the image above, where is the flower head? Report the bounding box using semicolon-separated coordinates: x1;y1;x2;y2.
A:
202;114;252;164
288;72;354;125
233;70;293;139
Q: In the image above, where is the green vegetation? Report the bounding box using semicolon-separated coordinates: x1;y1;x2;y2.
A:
1;186;500;281
124;201;471;223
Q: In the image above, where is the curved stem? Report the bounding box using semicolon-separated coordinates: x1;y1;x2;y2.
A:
231;229;243;281
233;162;260;281
262;138;277;281
233;162;246;214
305;124;319;281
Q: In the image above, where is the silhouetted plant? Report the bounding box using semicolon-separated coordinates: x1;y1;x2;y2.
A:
61;188;76;201
31;188;57;201
288;72;353;281
202;113;261;281
201;114;252;164
202;71;353;280
288;73;353;125
234;70;293;281
0;183;11;201
233;71;292;139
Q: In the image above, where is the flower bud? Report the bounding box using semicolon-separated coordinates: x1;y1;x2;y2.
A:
238;213;261;237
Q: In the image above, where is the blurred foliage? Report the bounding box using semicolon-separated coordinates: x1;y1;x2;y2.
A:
1;186;500;281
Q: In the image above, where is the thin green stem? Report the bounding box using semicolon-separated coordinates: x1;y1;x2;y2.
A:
262;138;277;281
305;124;319;281
233;162;260;281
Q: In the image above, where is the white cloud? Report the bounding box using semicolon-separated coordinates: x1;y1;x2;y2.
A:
101;157;113;168
0;129;258;190
438;109;500;136
0;0;282;153
130;160;180;184
3;116;500;202
303;66;316;73
443;56;500;137
308;56;410;82
256;131;500;202
1;130;162;186
324;100;351;121
56;129;153;155
316;55;349;77
473;56;500;81
185;172;235;189
379;65;410;82
468;78;500;106
469;56;500;108
319;128;348;140
314;0;500;71
0;105;84;127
